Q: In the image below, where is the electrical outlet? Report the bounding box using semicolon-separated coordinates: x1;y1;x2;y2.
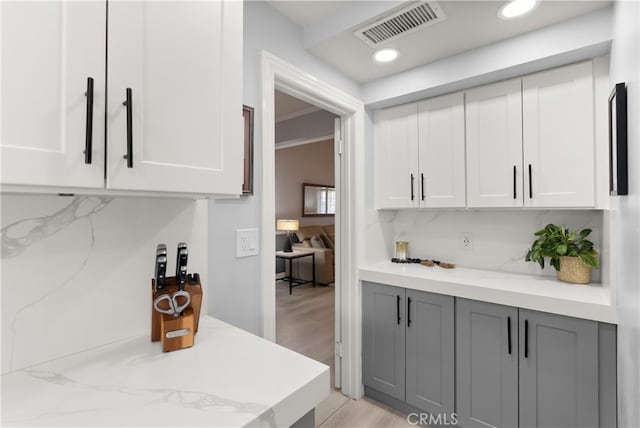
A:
461;232;473;250
236;228;259;258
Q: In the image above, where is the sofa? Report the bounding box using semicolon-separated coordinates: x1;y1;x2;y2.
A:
289;224;335;285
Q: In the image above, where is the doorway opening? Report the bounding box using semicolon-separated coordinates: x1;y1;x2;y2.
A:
259;51;365;401
273;90;347;424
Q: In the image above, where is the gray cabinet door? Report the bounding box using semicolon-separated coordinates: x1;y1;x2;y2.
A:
362;282;406;401
519;309;599;428
405;289;454;415
456;298;518;428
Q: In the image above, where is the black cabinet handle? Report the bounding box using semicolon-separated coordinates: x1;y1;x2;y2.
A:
123;88;133;168
410;174;415;201
407;297;412;327
524;319;529;358
528;164;532;199
513;166;516;199
84;77;94;164
507;316;512;355
396;295;401;325
421;173;425;201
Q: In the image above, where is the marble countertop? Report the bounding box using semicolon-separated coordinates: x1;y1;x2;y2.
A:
360;261;617;324
1;316;330;427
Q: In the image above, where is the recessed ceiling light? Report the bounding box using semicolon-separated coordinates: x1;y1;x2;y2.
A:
373;48;399;63
498;0;537;19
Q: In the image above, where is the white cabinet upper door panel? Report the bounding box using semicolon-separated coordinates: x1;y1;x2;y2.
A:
1;1;105;188
107;1;242;194
466;79;523;207
418;93;466;208
375;104;419;209
522;62;595;207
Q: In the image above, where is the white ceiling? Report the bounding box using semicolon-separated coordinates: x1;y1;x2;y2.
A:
268;0;612;83
275;90;320;123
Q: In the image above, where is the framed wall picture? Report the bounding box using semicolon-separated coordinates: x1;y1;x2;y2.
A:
242;105;254;195
609;83;628;196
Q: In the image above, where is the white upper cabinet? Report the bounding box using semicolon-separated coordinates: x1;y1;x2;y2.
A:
374;61;597;210
522;62;595;207
1;1;242;196
375;103;419;209
1;1;106;188
107;1;242;194
466;79;523;207
418;93;466;208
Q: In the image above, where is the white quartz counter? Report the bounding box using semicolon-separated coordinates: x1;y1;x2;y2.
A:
360;262;617;324
1;316;329;427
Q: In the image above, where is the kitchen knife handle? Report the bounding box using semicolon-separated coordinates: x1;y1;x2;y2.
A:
407;297;412;327
123;88;133;168
507;316;512;355
528;164;532;199
84;77;94;164
396;295;401;325
513;165;516;199
421;173;425;201
524;319;529;358
410;174;415;201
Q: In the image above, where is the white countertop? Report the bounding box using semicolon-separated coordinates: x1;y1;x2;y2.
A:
1;316;330;427
360;262;617;324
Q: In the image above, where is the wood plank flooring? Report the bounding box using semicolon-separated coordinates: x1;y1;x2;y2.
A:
275;281;415;428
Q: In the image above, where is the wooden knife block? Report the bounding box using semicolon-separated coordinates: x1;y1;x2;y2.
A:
151;275;202;352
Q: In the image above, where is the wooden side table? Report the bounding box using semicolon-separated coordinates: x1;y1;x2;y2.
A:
276;250;316;295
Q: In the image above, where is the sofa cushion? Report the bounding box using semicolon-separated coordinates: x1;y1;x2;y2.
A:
296;226;326;242
323;224;335;236
310;235;326;248
320;233;334;250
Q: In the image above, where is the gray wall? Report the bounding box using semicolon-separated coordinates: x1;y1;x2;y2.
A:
207;1;359;334
610;1;640;427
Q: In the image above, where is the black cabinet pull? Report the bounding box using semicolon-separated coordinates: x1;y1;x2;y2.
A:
507;316;512;355
513;166;516;199
84;77;94;164
123;88;133;168
528;164;532;199
524;319;529;358
396;295;401;325
407;297;412;327
410;174;415;201
421;173;425;201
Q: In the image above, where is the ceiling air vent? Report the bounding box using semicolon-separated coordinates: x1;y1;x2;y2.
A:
354;1;446;47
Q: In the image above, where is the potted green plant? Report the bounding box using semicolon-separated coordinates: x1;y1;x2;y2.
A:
525;224;598;284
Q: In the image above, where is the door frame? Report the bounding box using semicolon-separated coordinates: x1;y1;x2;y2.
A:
259;51;365;398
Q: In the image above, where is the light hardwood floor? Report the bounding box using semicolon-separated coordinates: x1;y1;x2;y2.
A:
275;281;415;428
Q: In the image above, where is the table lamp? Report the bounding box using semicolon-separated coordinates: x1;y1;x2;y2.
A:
277;219;299;252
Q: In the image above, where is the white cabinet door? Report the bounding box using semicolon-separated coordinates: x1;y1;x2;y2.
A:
375;104;419;209
1;1;106;188
418;93;466;208
107;1;243;194
523;62;595;207
466;79;523;207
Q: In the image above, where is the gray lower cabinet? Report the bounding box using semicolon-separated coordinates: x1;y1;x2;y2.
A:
519;309;599;428
362;282;405;400
405;289;455;415
362;282;455;416
456;298;519;428
364;283;616;428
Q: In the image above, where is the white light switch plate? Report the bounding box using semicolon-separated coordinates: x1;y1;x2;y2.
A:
236;228;259;258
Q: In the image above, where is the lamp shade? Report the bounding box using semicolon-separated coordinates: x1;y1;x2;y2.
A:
276;219;299;232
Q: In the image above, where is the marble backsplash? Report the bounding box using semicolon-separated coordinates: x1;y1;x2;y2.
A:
365;208;605;283
1;195;208;374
